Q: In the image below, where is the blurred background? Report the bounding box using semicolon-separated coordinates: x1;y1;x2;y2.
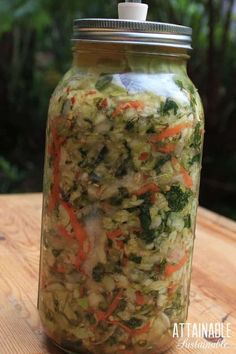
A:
0;0;236;219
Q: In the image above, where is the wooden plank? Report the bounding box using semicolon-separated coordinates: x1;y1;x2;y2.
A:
0;194;235;353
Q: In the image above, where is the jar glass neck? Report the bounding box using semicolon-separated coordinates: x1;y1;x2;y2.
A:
72;42;189;74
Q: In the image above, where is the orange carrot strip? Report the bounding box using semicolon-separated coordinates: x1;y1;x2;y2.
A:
158;143;176;153
143;173;150;181
99;98;108;108
135;291;145;306
71;96;76;105
128;227;141;233
96;289;124;321
61;201;87;243
79;286;85;298
172;157;193;188
57;225;73;241
138;152;149;161
179;166;193;188
133;321;151;335
112;100;144;118
106;229;123;239
134;182;159;196
165;253;188;277
84;90;97;96
149;122;192;143
116;240;124;249
168;283;178;296
56;265;66;273
61;201;90;268
150;193;157;204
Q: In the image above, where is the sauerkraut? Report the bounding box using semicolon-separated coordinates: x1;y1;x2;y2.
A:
39;54;204;354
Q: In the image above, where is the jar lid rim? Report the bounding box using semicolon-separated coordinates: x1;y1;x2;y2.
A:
73;19;192;49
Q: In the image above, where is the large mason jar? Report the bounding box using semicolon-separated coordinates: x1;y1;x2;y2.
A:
38;17;204;354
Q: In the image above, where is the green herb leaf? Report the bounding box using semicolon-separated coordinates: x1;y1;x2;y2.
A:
124;317;143;328
115;142;132;178
189;153;201;165
158;258;167;273
175;80;184;90
189;85;197;108
137;192;156;244
52;249;62;257
125;120;135;131
191;123;202;148
92;263;105;282
146;126;156;134
155;154;171;174
79;148;87;158
95;75;113;91
94;146;108;166
128;253;142;264
85;313;97;325
165;185;190;212
184;214;191;228
116;299;127;312
160;98;178;115
110;187;129;206
90;172;101;183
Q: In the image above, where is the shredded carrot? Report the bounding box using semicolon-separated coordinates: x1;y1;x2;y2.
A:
122;256;128;266
168;283;178;296
99;98;108;108
128;227;141;234
61;201;87;244
56;265;66;273
57;225;73;241
143;173;150;180
106;229;123;239
158;143;176;153
165;253;188;277
84;90;97;96
96;289;124;321
172;157;193;188
79;286;85;298
150;193;157;204
71;96;76;105
75;171;80;179
149;122;192;143
112;100;144;118
138;152;149;161
116;240;124;249
134;182;159;196
61;201;90;268
133;321;151;335
135;291;145;306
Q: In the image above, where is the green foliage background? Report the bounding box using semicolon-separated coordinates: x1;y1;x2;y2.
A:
0;0;236;219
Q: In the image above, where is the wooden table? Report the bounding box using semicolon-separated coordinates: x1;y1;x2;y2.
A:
0;194;235;354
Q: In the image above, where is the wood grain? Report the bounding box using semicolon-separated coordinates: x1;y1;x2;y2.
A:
0;194;235;354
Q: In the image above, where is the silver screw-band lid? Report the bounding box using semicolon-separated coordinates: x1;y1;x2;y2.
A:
73;19;192;49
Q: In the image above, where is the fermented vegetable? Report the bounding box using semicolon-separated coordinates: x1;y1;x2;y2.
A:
39;52;204;354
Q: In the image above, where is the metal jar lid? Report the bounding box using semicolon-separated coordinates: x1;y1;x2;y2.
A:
73;19;192;49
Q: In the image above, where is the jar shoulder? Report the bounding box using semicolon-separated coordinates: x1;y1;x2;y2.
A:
48;68;203;124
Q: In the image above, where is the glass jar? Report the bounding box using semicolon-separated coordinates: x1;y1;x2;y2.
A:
38;19;204;354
